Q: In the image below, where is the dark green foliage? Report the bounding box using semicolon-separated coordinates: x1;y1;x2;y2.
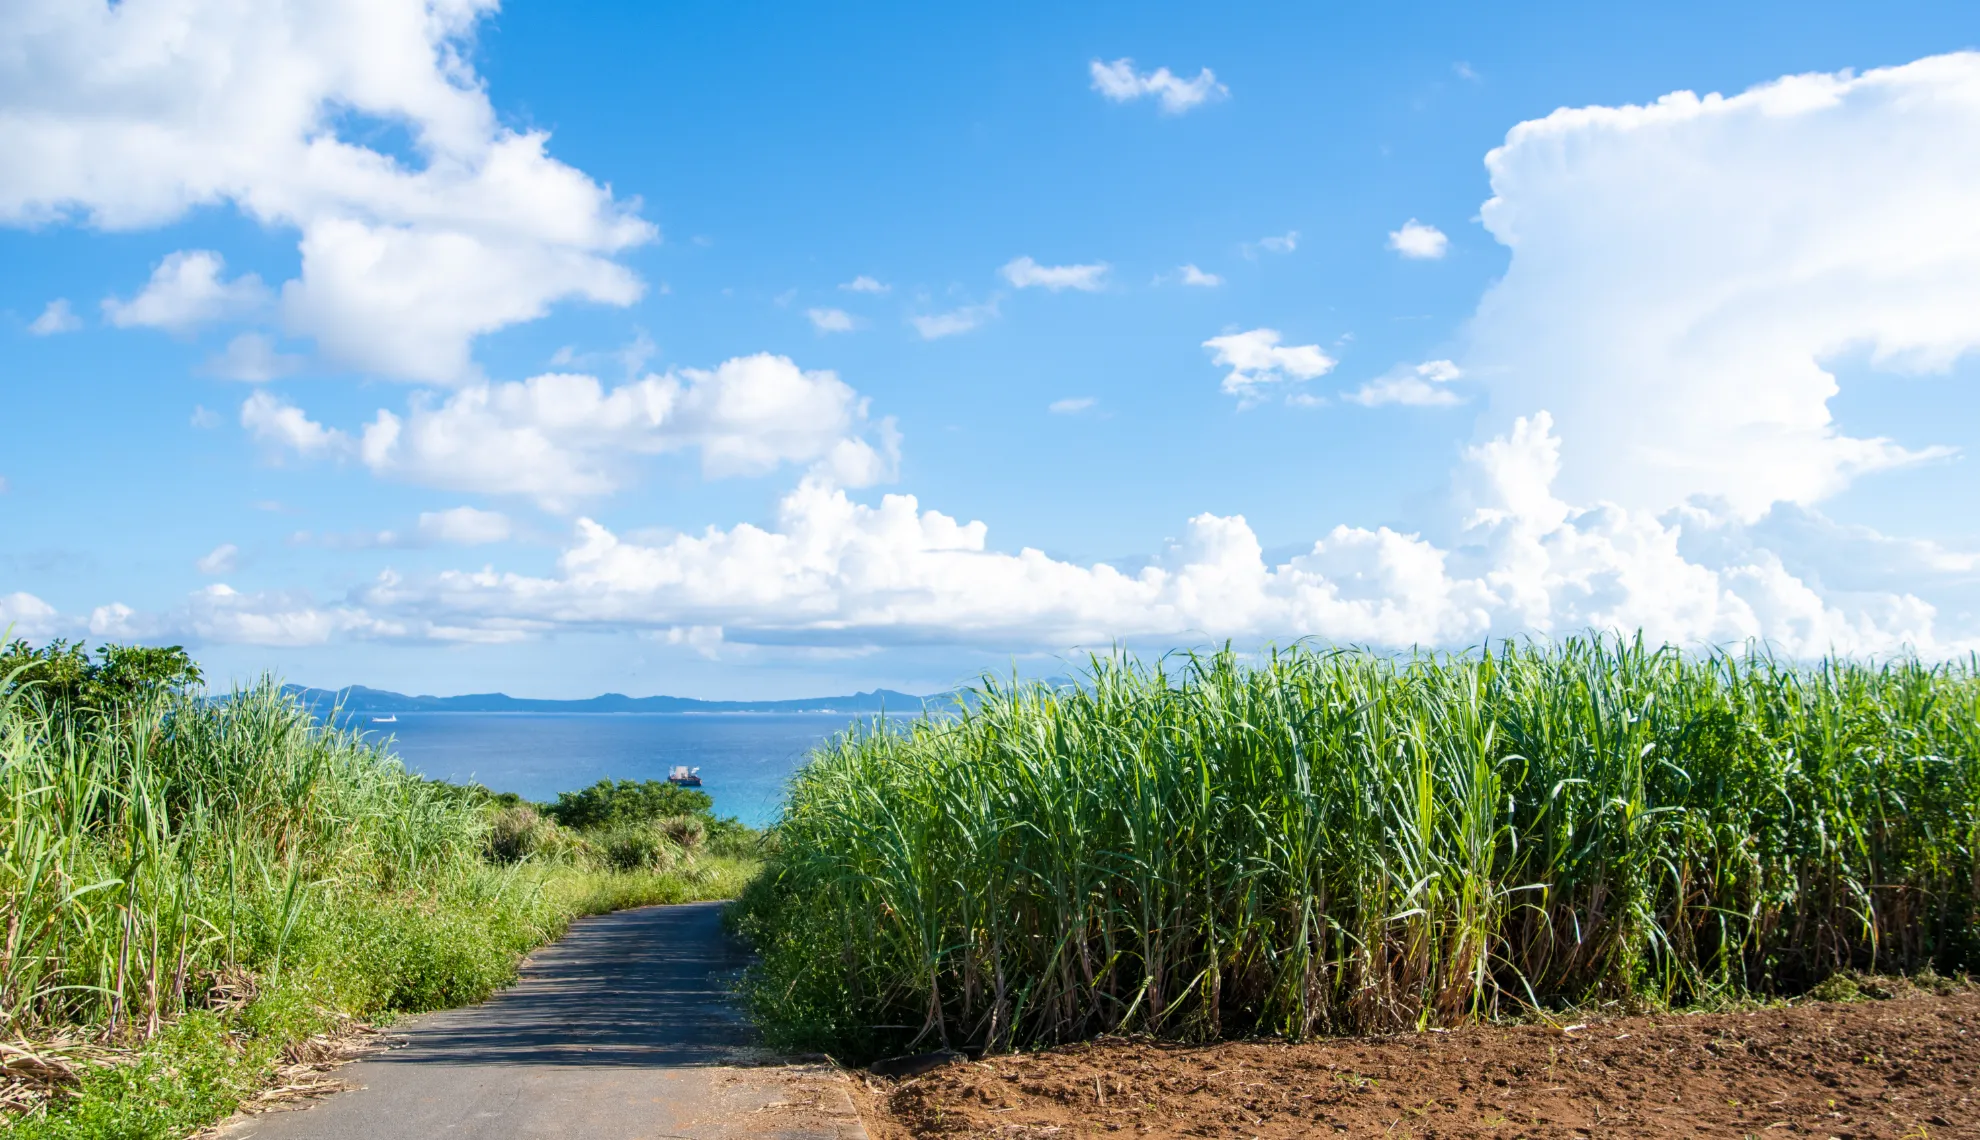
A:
0;638;202;718
704;815;764;859
545;777;715;830
740;637;1980;1060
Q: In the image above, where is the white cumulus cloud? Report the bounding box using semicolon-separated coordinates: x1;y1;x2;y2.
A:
1175;264;1223;287
341;412;1973;657
1467;52;1980;517
839;276;889;294
1089;58;1227;114
0;592;61;639
0;0;653;381
241;389;350;458
1203;328;1337;401
246;354;899;509
102;250;268;331
1387;220;1449;260
1000;257;1109;292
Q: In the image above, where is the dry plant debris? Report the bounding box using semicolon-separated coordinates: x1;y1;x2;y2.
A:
0;1036;121;1118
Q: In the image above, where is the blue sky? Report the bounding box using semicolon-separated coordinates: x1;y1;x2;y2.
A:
5;0;1980;698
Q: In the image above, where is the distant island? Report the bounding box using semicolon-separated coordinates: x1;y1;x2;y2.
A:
285;683;935;715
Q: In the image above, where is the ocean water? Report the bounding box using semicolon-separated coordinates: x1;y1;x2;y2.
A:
361;712;865;827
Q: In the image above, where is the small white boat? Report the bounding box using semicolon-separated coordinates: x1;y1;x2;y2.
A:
372;714;398;724
667;765;702;787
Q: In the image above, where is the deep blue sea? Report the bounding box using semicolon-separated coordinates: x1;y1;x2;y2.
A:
362;712;863;827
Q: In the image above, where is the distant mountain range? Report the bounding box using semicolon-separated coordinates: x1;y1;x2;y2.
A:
284;683;935;716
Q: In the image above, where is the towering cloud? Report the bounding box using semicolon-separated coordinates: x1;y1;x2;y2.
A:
1466;53;1980;516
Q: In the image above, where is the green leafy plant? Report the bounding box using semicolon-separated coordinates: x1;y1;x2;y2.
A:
543;778;715;831
0;638;202;720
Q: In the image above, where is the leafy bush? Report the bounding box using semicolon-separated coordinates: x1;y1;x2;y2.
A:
544;777;715;830
0;637;202;720
706;815;766;859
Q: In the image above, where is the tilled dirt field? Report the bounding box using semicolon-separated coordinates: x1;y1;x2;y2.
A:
862;989;1980;1138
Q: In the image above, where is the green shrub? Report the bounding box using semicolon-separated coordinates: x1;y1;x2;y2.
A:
544;778;714;830
0;637;202;722
705;817;766;859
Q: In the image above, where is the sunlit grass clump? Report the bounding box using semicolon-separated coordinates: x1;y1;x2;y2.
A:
738;636;1980;1058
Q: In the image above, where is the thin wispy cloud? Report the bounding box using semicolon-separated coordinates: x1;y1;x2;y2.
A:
806;307;859;333
1000;257;1109;291
1156;265;1219;286
418;507;513;546
292;507;513;550
1089;58;1228;113
195;543;239;575
1346;360;1464;407
1244;231;1298;258
203;333;302;382
1049;397;1098;414
28;299;80;335
548;331;658;379
911;301;1000;339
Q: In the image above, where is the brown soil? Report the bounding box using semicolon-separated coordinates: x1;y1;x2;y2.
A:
863;990;1980;1139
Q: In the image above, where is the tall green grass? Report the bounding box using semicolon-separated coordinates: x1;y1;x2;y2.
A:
0;670;754;1136
738;637;1980;1058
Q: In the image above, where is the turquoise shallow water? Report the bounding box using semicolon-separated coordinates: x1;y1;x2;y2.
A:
359;711;864;827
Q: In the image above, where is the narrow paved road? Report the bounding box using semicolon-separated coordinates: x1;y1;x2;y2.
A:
221;902;866;1140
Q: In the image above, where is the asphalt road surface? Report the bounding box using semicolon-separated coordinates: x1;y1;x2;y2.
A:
221;901;866;1140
